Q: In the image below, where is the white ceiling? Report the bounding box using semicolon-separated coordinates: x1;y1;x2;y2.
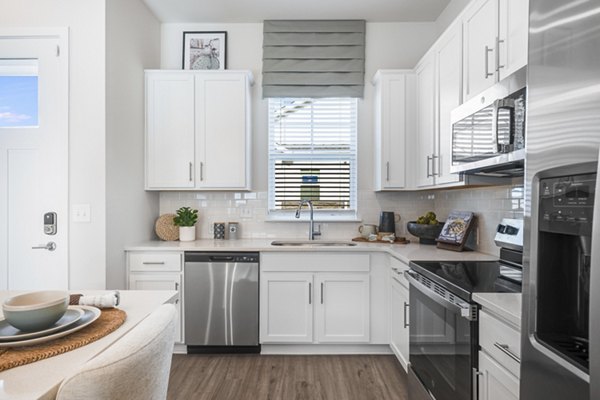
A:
143;0;452;23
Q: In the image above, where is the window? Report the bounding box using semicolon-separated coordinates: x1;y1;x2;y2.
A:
0;59;39;128
268;97;357;219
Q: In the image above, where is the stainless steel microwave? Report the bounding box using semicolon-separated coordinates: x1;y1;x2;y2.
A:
450;67;527;177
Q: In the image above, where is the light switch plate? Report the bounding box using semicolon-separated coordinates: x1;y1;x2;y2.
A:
72;204;91;223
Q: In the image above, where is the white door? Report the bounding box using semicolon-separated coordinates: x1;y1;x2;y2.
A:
415;56;436;188
315;273;370;343
381;74;407;189
129;272;183;343
145;71;195;189
435;23;463;185
498;0;528;80
478;351;520;400
463;0;499;100
260;272;313;343
0;32;68;290
390;279;409;370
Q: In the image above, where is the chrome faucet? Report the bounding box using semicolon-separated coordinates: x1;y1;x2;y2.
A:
295;200;321;240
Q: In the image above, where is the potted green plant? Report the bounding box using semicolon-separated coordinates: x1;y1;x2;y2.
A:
173;207;199;242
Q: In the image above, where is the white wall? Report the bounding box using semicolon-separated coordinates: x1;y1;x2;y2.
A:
106;0;161;289
1;0;107;289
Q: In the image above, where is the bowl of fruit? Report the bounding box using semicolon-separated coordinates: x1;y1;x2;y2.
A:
406;212;444;245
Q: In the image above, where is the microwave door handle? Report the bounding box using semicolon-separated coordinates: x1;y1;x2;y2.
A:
494;98;516;153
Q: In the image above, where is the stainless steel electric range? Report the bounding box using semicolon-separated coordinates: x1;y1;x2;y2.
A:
406;218;523;400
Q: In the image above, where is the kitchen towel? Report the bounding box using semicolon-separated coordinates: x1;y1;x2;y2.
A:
69;291;120;309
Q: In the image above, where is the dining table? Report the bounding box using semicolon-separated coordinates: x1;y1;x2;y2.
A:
0;290;178;400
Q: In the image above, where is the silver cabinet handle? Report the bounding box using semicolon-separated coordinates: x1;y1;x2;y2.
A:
431;154;439;176
484;45;494;78
473;368;484;400
321;282;324;304
200;162;204;181
142;261;165;265
175;282;179;291
386;161;390;181
189;162;193;182
32;242;56;251
308;282;312;305
403;301;409;328
494;342;521;363
426;156;432;178
496;37;505;71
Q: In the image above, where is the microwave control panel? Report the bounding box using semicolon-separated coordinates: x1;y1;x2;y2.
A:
539;172;596;236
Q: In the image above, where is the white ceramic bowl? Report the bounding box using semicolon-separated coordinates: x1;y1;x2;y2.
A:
2;291;69;332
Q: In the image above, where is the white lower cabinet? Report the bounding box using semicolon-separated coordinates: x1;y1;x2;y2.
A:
260;270;370;344
260;272;314;343
127;252;184;343
390;276;409;370
478;351;519;400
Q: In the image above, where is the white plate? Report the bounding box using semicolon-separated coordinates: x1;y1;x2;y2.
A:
0;307;84;342
0;306;101;348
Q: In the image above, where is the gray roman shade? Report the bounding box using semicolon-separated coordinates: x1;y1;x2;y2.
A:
262;20;366;98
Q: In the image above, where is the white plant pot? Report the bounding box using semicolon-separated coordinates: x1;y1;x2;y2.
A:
179;226;196;242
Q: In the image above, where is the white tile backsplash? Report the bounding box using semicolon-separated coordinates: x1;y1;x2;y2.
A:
158;183;523;255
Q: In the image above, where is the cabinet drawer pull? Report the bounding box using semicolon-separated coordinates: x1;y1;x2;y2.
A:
200;162;204;181
321;282;324;304
142;261;165;265
496;37;505;71
485;45;494;78
189;162;193;182
431;155;439;176
386;161;390;181
308;283;312;305
403;301;409;328
426;156;432;178
494;342;521;363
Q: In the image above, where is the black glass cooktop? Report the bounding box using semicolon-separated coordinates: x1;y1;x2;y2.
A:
409;260;522;301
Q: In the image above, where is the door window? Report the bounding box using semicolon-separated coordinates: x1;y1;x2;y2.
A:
0;59;38;128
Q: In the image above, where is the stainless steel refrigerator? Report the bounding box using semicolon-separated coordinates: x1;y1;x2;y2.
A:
521;1;600;399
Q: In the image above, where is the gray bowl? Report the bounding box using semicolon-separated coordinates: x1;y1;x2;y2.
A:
406;221;445;245
2;291;69;332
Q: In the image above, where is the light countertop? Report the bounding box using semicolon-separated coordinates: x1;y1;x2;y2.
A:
125;238;498;265
473;292;522;329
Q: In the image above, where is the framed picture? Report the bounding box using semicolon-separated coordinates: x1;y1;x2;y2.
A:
436;211;476;252
182;31;227;70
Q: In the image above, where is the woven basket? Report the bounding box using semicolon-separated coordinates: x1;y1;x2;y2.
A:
155;214;179;241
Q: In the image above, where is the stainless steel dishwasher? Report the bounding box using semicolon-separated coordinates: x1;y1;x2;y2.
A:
184;252;259;353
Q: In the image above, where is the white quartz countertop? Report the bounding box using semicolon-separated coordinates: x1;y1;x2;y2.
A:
473;292;522;329
125;238;497;265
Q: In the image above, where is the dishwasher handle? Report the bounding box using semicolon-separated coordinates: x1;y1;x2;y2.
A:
208;256;235;262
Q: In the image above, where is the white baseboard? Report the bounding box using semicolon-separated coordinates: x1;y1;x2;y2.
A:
260;344;393;355
173;343;187;354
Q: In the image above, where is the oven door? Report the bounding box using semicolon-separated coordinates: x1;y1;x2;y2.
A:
405;270;478;400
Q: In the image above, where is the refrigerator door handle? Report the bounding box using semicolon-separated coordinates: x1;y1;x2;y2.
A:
590;151;600;400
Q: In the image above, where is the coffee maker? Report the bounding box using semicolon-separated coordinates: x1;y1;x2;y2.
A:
522;164;597;400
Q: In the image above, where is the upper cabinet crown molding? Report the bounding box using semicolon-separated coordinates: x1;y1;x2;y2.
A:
145;70;253;191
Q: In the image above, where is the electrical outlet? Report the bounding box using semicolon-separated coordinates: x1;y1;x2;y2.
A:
72;204;91;223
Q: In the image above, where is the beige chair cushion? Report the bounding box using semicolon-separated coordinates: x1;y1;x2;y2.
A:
56;304;177;400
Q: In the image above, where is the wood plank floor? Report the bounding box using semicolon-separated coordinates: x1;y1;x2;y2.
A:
167;354;408;400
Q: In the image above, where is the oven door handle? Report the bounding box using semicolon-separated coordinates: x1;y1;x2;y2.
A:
404;270;473;319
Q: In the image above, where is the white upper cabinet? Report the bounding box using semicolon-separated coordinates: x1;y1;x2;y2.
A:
145;70;253;191
415;55;436;188
435;22;463;186
463;0;528;101
372;70;415;190
146;73;195;189
498;0;529;80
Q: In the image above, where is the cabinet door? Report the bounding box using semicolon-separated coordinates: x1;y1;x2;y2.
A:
146;72;195;189
435;24;463;185
463;0;499;100
415;56;436;188
498;0;528;80
196;73;248;189
260;272;313;343
390;279;409;371
478;351;520;400
380;73;407;189
129;272;183;343
315;273;370;343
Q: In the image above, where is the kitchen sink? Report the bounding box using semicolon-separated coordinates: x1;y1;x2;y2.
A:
271;240;357;247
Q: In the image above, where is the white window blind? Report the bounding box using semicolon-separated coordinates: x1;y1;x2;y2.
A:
268;98;357;215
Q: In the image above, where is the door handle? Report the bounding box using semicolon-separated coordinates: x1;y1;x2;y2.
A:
473;368;484;400
484;45;494;78
189;162;193;182
175;282;179;291
403;302;409;328
496;37;505;71
426;156;432;178
309;283;312;305
431;155;439;176
32;242;56;251
200;162;204;181
321;282;324;304
386;161;390;181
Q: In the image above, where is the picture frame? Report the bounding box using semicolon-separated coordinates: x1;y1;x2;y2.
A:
182;31;227;70
436;211;476;252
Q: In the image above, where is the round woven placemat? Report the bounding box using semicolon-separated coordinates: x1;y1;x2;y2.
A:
155;214;179;241
0;308;126;372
